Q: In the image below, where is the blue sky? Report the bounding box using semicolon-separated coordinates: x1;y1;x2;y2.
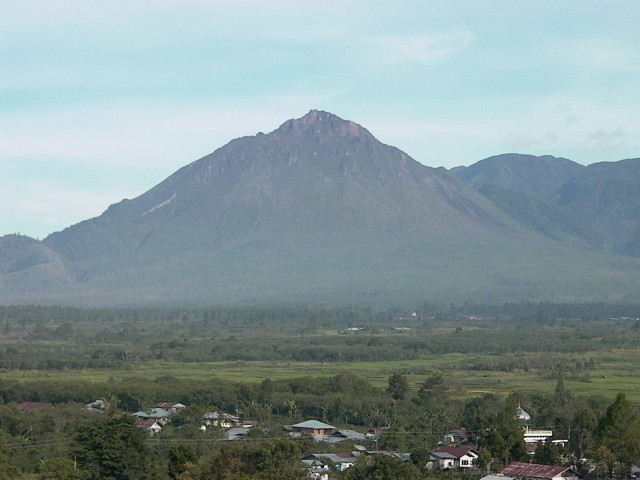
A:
2;0;639;238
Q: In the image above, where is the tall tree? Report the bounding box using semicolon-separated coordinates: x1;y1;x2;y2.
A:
386;373;409;401
416;372;450;408
596;393;640;476
571;408;598;462
533;439;562;466
480;393;527;467
168;444;199;480
73;414;161;480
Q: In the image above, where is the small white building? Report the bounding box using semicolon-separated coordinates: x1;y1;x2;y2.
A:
524;427;553;444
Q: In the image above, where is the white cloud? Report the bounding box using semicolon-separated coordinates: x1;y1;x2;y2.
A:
0;178;129;238
362;30;475;64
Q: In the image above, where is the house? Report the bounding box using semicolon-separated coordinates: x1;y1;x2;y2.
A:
302;453;359;472
224;427;250;441
366;428;383;438
444;428;472;445
501;461;582;480
523;427;555;455
202;411;257;428
290;420;335;439
330;429;367;442
153;402;185;414
83;399;106;413
427;446;478;470
301;457;330;480
131;407;171;425
135;419;162;435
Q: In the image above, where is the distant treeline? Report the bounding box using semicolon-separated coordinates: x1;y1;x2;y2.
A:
0;303;639;371
1;300;639;326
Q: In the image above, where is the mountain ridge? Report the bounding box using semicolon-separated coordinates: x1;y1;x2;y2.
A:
2;111;640;306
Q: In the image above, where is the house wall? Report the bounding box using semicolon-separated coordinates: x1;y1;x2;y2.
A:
460;454;476;467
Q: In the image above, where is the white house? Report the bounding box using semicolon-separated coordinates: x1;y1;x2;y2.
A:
135;419;163;435
302;453;358;472
202;411;257;428
428;446;478;470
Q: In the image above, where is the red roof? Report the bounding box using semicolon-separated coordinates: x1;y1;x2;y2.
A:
136;419;161;429
502;462;572;479
433;446;477;458
16;402;53;411
336;453;355;459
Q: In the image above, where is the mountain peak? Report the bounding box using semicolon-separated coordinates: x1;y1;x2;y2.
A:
274;110;370;138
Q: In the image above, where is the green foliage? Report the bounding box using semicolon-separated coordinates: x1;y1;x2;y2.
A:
416;372;453;408
533;440;562;466
199;439;305;480
0;430;20;480
342;455;422;480
571;408;598;460
73;414;161;480
596;393;640;475
409;446;431;468
479;393;527;467
168;444;199;480
386;373;409;401
36;457;91;480
2;304;640;478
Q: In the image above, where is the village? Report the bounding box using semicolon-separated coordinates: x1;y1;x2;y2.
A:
9;389;628;480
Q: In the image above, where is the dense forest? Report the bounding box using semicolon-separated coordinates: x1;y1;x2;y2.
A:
0;303;639;479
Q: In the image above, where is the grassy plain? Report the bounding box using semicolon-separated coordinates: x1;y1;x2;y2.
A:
3;304;640;406
4;350;640;403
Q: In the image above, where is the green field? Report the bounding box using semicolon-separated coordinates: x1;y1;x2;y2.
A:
4;349;640;403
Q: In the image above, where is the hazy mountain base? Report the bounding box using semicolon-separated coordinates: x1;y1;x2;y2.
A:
2;235;639;307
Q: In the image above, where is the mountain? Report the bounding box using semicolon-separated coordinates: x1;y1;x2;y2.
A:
552;158;640;255
43;110;512;263
0;235;72;294
1;111;640;306
474;184;599;245
454;154;640;256
451;153;585;197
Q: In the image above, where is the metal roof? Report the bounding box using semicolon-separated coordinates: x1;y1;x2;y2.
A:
502;462;573;479
432;446;478;458
292;420;336;430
